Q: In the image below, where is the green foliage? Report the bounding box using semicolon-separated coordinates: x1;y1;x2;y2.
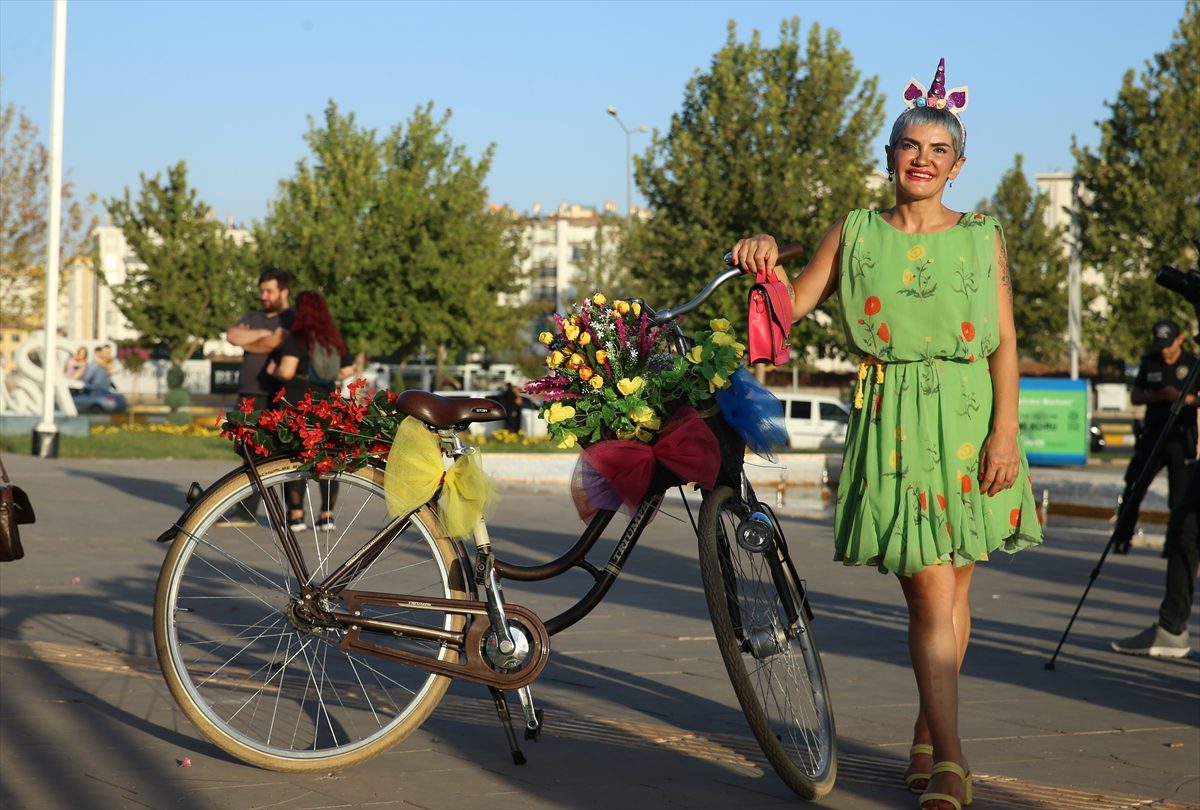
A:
1;93;96;328
255;102;528;379
623;18;885;360
977;155;1076;364
105;162;253;366
1071;0;1200;362
166;363;186;389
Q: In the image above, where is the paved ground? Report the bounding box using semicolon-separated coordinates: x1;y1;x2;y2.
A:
1;455;1196;810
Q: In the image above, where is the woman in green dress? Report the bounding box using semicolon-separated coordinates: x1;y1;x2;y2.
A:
730;60;1043;810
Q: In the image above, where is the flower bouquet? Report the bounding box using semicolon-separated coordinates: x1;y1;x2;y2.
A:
219;380;400;475
524;292;750;519
525;293;745;449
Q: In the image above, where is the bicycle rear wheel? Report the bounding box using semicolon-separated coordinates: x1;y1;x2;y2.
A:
696;485;837;799
153;458;469;772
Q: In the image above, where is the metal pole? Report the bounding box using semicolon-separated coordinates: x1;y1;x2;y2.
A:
1067;174;1082;381
624;129;632;220
606;106;646;223
34;0;68;458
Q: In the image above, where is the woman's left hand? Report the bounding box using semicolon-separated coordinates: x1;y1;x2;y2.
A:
978;428;1020;497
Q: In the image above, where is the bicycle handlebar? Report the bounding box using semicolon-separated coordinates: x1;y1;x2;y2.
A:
650;242;806;327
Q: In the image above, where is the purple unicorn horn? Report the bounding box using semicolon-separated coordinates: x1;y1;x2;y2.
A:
928;57;947;99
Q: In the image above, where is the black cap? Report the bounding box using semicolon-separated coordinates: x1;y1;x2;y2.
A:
1151;319;1181;350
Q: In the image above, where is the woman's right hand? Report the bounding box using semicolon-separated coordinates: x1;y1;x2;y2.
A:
730;234;780;277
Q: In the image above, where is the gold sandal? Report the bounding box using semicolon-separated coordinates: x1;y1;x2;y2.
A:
905;743;934;793
918;760;973;809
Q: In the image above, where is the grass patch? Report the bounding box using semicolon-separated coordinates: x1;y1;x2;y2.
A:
1;423;237;460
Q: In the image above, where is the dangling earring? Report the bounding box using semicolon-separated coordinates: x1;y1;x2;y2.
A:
949;180;954;188
888;169;894;182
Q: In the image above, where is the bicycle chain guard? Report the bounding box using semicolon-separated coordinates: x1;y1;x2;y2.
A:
335;591;551;690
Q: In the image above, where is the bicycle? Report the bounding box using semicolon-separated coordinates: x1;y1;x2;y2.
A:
152;264;837;799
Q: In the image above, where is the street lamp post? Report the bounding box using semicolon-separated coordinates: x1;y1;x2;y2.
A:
606;105;647;220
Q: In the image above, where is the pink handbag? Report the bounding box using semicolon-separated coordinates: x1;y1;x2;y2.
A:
746;270;793;366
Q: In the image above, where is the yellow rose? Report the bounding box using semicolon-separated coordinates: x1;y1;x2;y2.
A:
592;293;607;306
617;376;643;396
712;331;735;347
956;442;975;461
546;402;576;424
686;346;703;363
556;432;578;449
578;366;593;381
732;341;745;357
548;350;564;368
614;300;630;315
589;376;604;389
902;269;915;285
595;349;608;365
539;331;554;344
564;322;580;341
906;245;926;261
707;373;727;393
578;331;591;345
568;353;585;369
710;318;731;333
631;302;641;316
630;404;661;430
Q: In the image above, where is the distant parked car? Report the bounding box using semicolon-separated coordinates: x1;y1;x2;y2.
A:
71;385;129;414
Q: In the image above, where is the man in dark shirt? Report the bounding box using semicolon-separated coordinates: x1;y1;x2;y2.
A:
222;268;296;524
1113;318;1198;554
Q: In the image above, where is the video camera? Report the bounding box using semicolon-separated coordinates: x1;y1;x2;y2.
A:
1155;237;1200;305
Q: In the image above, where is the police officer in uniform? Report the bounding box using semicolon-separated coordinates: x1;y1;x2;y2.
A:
1113;319;1199;554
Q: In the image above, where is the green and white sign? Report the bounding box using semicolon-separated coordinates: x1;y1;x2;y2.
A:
1018;377;1089;466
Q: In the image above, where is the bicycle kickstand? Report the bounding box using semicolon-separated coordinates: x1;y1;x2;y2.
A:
487;686;528;765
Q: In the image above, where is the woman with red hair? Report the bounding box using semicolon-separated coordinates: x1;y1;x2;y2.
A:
269;290;355;533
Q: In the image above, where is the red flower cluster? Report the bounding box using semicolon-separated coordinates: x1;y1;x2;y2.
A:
219;379;400;475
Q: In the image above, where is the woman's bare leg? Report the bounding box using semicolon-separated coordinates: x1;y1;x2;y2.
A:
905;564;975;789
900;562;974;808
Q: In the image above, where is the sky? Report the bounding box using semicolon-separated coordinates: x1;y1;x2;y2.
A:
0;0;1186;231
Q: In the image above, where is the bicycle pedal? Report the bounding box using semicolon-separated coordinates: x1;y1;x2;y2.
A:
524;708;544;742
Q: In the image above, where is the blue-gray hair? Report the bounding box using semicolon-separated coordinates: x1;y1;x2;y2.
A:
888;106;966;159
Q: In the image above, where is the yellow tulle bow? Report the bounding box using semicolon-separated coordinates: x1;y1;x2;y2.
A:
853;357;886;409
384;417;496;537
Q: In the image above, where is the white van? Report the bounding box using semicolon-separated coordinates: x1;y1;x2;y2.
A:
773;392;851;449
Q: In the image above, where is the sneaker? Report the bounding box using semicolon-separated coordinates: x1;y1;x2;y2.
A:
1111;623;1191;658
288;518;308;533
314;516;336;532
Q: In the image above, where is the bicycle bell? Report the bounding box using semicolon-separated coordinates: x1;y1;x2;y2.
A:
735;511;774;553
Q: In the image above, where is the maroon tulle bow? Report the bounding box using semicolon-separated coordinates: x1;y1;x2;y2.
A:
571;406;720;521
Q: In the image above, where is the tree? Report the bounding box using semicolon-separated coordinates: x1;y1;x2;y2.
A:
623;18;884;360
257;102;527;384
0;98;95;329
977;155;1074;365
105;161;253;366
254;103;386;366
1072;0;1200;362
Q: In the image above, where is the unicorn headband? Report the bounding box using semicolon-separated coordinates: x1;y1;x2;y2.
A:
902;57;968;114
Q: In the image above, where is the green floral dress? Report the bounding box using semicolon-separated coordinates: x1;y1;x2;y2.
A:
833;209;1043;576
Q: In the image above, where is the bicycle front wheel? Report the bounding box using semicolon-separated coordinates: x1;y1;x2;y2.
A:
697;485;837;799
153;458;469;772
